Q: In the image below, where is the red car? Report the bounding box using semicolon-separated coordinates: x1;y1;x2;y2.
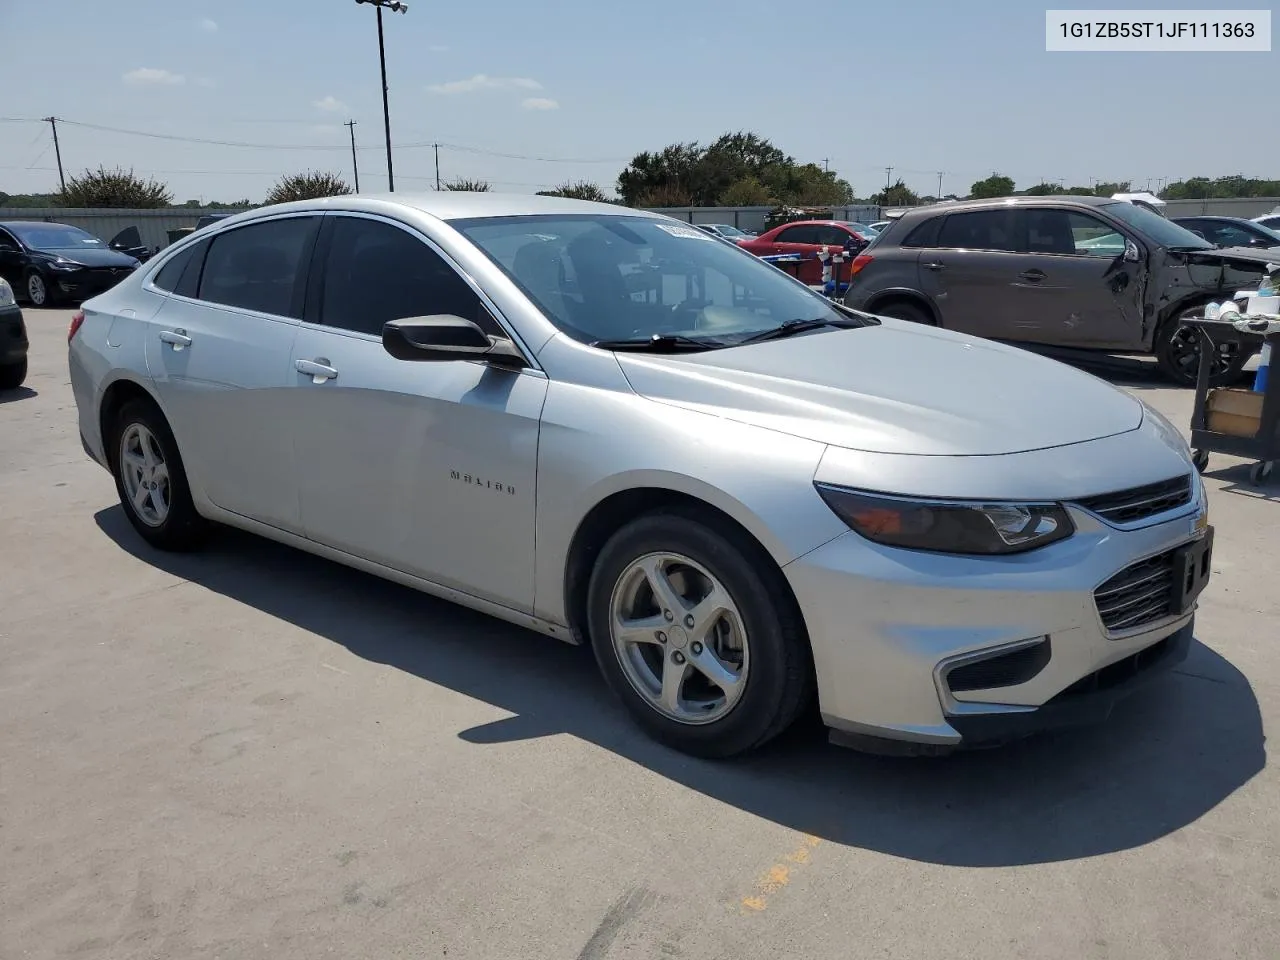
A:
736;220;876;285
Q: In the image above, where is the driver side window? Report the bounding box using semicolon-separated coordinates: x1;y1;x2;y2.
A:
318;216;505;338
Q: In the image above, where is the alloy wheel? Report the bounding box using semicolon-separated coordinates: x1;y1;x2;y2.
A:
119;422;171;527
608;552;749;724
1164;322;1244;382
27;273;47;307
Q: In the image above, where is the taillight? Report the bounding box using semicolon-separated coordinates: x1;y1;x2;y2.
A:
850;254;874;276
68;309;85;343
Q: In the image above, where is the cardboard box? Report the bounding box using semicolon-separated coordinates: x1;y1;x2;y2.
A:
1206;387;1263;437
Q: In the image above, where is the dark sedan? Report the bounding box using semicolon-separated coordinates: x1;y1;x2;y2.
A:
1171;215;1280;250
0;221;141;307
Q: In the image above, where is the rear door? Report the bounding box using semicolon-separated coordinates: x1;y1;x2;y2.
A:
287;212;547;612
1005;207;1146;348
915;208;1022;339
144;214;320;532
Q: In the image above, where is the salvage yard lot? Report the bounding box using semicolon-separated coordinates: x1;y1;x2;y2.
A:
2;309;1278;960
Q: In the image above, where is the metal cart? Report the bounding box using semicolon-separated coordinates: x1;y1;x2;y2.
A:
1185;317;1280;484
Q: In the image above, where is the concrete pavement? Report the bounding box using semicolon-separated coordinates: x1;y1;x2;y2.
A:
2;308;1276;960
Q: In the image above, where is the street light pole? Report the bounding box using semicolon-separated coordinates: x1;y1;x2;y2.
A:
355;0;408;192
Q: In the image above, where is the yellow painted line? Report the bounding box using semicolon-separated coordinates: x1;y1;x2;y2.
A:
739;833;820;913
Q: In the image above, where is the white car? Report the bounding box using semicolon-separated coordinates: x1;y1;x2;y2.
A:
68;193;1213;758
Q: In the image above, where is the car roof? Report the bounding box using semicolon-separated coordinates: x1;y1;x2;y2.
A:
896;195;1118;220
215;191;649;225
0;220;74;229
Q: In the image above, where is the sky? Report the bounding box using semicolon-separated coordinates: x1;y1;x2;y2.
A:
0;0;1275;204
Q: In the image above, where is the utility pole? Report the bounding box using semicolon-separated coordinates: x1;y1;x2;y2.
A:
434;143;440;190
345;120;359;193
885;166;893;190
43;116;65;192
355;0;408;191
821;157;829;173
937;171;943;198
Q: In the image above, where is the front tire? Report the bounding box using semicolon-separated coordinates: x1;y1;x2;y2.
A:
586;511;813;758
110;398;211;551
25;270;54;308
1154;313;1250;387
0;357;26;390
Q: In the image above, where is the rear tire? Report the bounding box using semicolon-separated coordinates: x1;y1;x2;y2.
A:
873;300;934;326
109;398;211;551
0;357;26;390
586;510;813;758
1154;312;1250;388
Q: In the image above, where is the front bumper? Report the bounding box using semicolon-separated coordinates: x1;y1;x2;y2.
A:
49;267;135;299
1;304;28;363
785;496;1209;751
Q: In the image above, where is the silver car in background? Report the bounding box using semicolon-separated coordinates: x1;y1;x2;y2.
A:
68;193;1213;758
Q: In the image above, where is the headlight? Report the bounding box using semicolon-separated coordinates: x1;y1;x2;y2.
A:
48;260;82;272
0;278;13;307
815;484;1075;555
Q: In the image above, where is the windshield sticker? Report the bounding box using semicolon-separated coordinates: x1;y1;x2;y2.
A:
656;224;716;241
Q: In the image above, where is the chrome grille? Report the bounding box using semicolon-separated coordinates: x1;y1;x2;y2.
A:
1074;474;1192;524
1094;549;1177;633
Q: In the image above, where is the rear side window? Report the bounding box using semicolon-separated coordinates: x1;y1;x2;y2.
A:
899;217;943;248
937;211;1018;252
814;225;853;246
153;240;202;293
197;216;318;317
317;215;503;338
776;224;818;244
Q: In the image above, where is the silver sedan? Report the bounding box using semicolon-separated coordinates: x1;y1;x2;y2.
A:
68;193;1213;758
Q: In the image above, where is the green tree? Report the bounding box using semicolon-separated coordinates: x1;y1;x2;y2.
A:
1024;182;1068;196
1091;181;1131;197
60;166;173;208
443;177;491;192
1066;185;1093;195
536;180;609;202
968;173;1015;199
617;142;706;206
0;191;61;208
1162;176;1280;200
720;176;773;206
871;179;920;206
265;171;352;205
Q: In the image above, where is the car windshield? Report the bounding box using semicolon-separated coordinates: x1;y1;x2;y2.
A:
713;224;747;237
452;213;854;345
7;223;106;251
843;222;879;236
1099;201;1213;250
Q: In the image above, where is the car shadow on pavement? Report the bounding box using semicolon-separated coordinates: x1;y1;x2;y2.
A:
95;507;1266;869
0;386;38;404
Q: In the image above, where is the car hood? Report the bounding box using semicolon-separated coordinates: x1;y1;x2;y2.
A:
1177;245;1280;269
615;319;1144;456
36;246;139;268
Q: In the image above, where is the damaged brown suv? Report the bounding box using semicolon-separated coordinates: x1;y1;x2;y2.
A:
843;195;1278;385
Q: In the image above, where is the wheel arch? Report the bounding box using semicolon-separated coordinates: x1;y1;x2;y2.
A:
561;482;806;648
862;289;940;325
97;376;165;471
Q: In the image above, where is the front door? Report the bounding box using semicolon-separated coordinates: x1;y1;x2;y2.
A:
289;213;547;614
144;214;320;531
1005;208;1146;348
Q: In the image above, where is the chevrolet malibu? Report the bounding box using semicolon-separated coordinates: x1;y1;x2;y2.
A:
68;194;1213;758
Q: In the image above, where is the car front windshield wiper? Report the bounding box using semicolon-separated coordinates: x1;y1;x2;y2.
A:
591;334;727;353
736;316;864;345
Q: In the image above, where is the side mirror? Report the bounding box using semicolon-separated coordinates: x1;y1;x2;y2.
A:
382;315;526;368
1123;239;1141;263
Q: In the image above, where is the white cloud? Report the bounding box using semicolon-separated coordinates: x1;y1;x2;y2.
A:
427;74;542;94
123;67;185;86
313;95;348;113
522;97;559;111
199;17;218;32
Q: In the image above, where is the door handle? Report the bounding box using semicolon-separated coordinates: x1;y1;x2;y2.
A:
922;261;945;271
158;329;192;350
296;357;338;383
1018;269;1047;282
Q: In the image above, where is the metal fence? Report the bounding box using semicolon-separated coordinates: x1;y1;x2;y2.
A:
3;198;1279;251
